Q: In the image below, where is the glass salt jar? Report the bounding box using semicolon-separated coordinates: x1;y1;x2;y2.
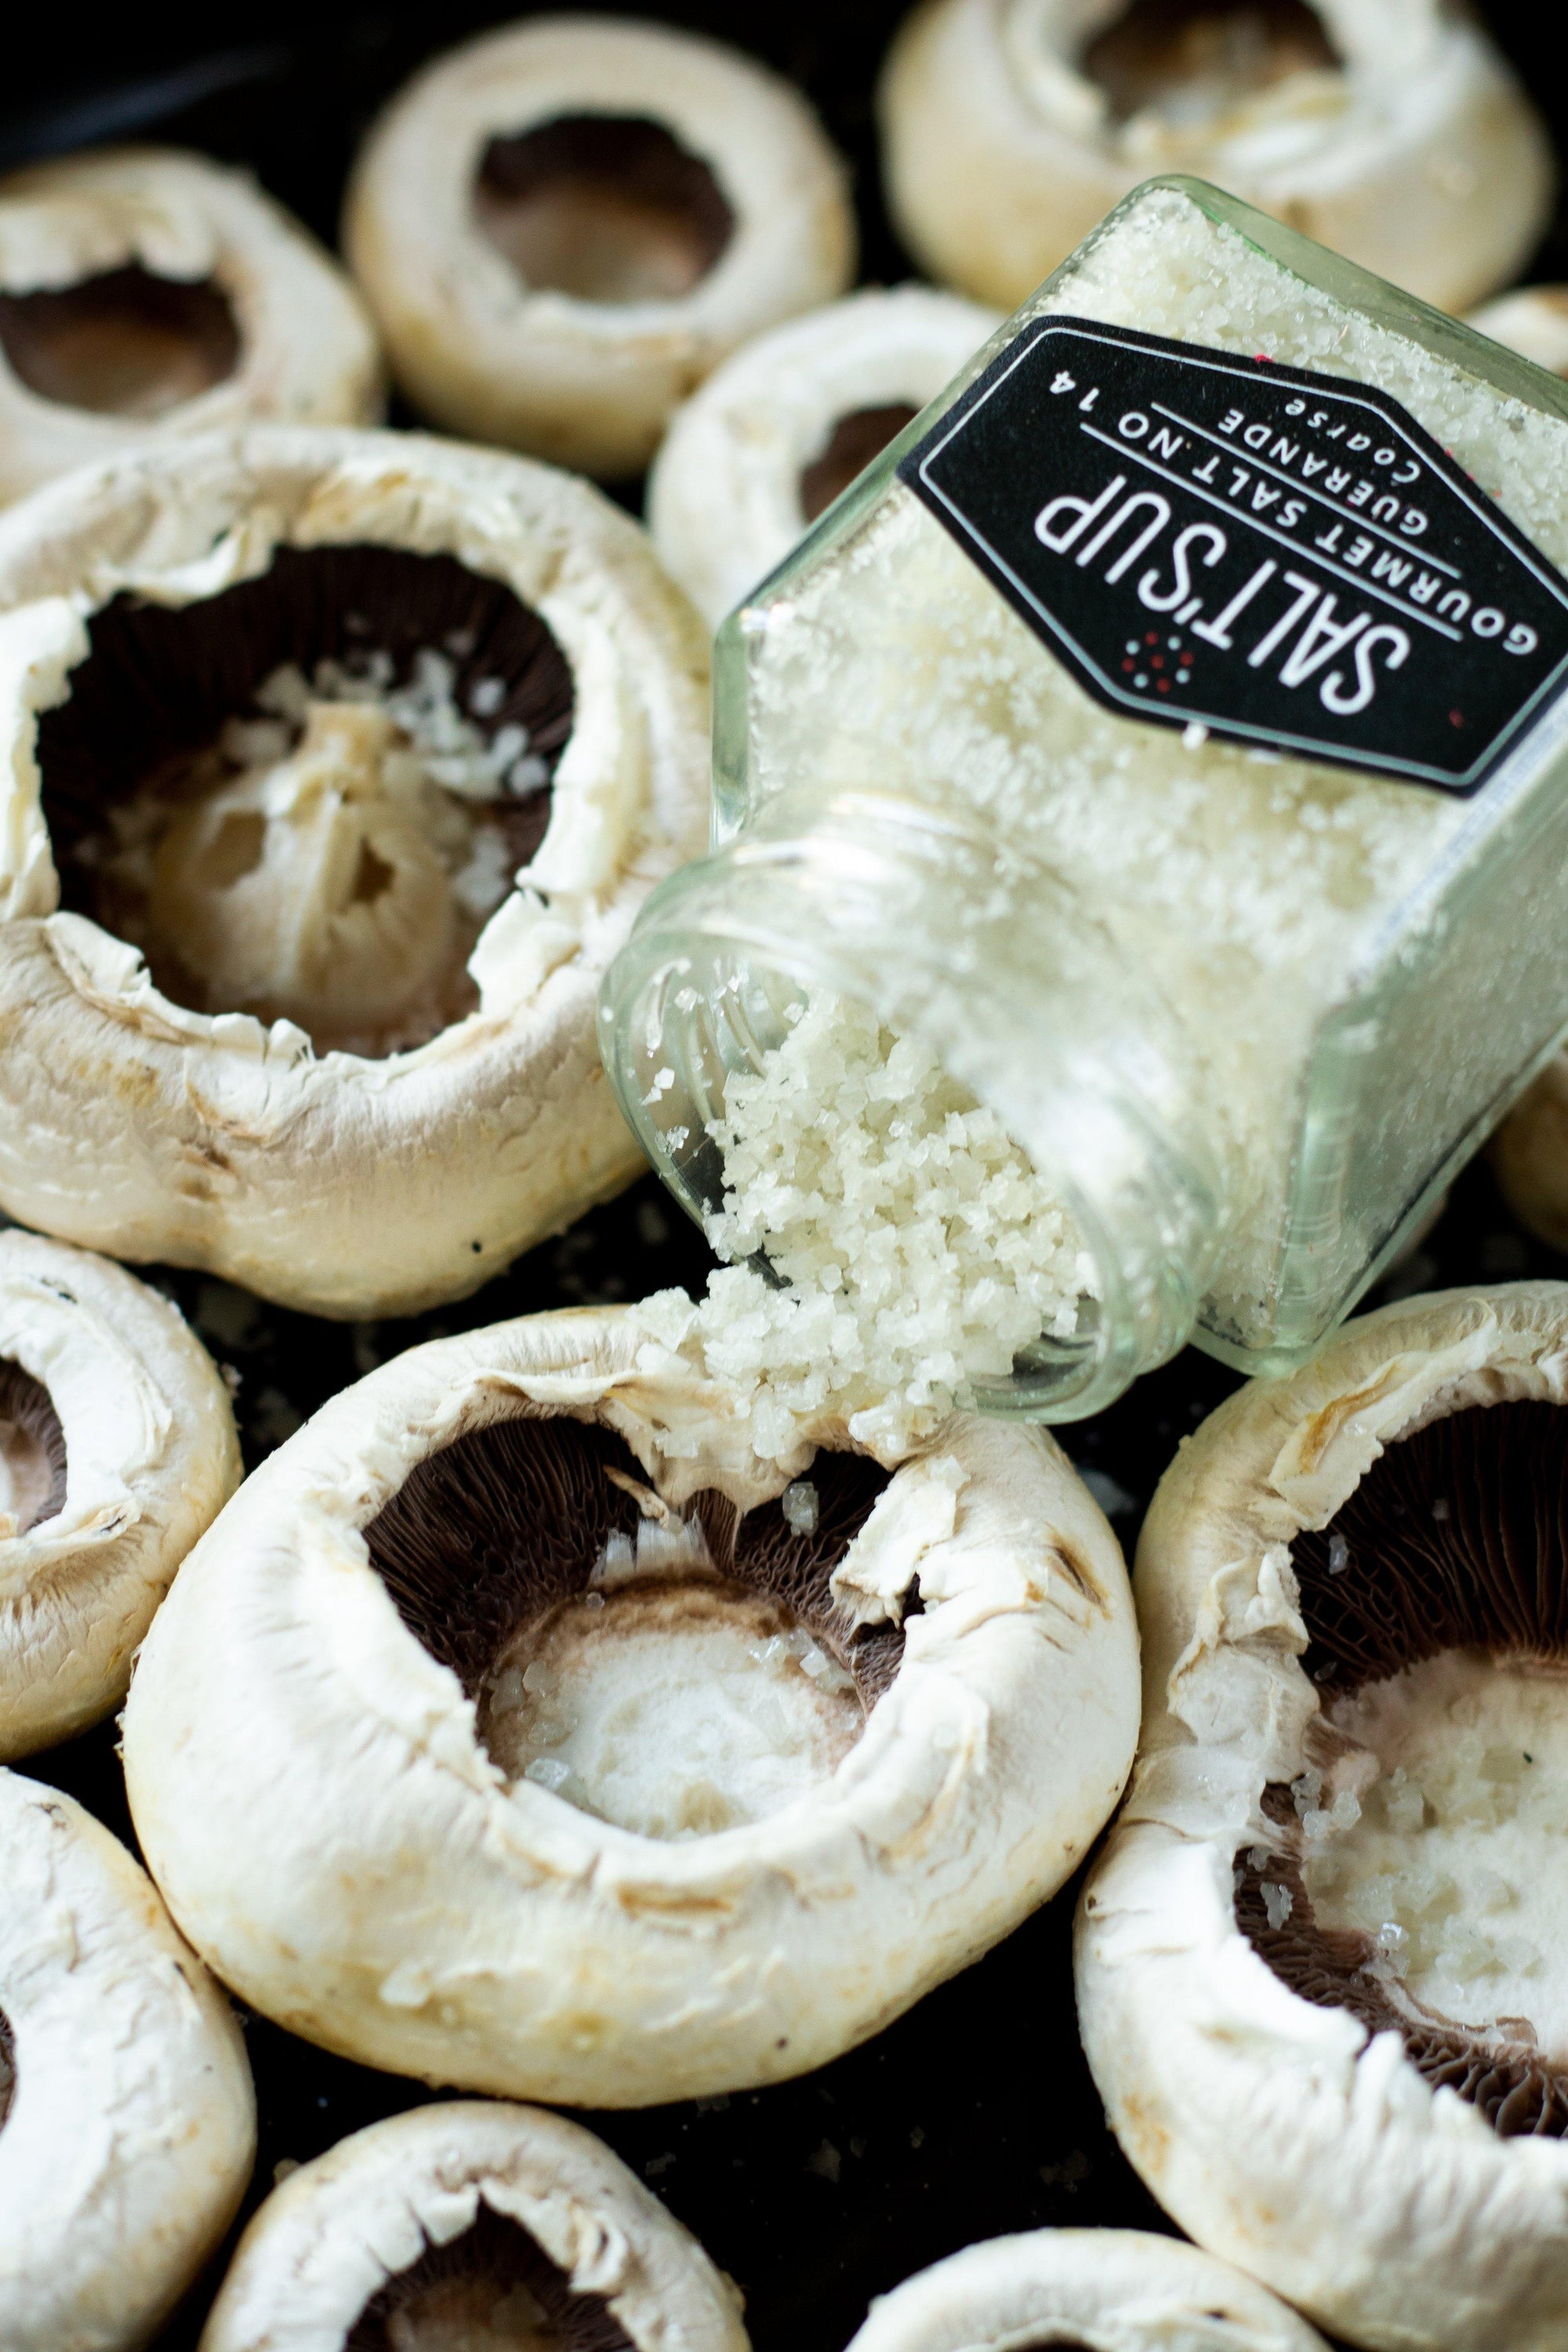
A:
601;177;1568;1421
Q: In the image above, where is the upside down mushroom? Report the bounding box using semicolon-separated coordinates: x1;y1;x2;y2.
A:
122;1301;1140;2106
0;1769;255;2352
0;1227;239;1759
648;283;1000;627
0;145;382;507
346;15;856;477
200;2100;747;2351
0;426;709;1317
1077;1283;1568;2351
877;0;1552;314
845;2228;1330;2352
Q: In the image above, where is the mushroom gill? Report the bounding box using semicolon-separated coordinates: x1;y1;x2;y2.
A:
346;2204;633;2352
1081;0;1338;129
37;543;574;1056
474;116;735;307
0;1358;67;1538
0;265;240;418
363;1411;895;1839
1237;1399;1568;2136
798;403;919;524
0;2005;13;2131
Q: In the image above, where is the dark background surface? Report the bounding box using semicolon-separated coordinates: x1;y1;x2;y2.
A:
3;6;1566;2347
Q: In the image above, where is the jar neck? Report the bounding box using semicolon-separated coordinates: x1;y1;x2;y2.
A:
600;789;1229;1419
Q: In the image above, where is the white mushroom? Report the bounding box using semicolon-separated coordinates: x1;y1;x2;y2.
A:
0;1227;239;1759
0;426;710;1318
877;0;1553;314
1494;1058;1568;1254
648;284;1001;626
0;145;383;508
0;1767;256;2351
1076;1281;1568;2352
343;15;857;477
122;1301;1139;2107
200;2100;747;2350
1468;289;1568;380
845;2228;1330;2352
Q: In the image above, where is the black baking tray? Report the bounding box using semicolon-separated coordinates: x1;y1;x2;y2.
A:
5;9;1566;2346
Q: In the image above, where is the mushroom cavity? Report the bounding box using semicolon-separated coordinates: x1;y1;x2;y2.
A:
39;543;572;1054
0;1770;256;2352
365;1410;891;1839
877;0;1553;314
1242;1399;1568;2129
343;18;855;476
648;284;999;625
0;1228;240;1760
1080;0;1338;129
0;264;241;418
123;1304;1138;2104
1076;1284;1568;2351
198;2101;748;2352
844;2227;1330;2352
0;147;382;506
474;114;735;307
0;428;710;1317
0;1356;66;1538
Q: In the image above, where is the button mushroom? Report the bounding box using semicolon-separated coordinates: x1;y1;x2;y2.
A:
343;16;856;477
0;1227;240;1759
122;1301;1139;2106
1468;289;1568;381
877;0;1552;314
845;2228;1330;2352
0;1768;255;2350
648;284;1001;627
0;425;709;1317
200;2099;747;2350
1076;1282;1568;2351
0;145;383;508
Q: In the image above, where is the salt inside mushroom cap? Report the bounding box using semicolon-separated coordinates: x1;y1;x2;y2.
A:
1076;1283;1568;2352
0;1227;241;1761
198;2100;748;2351
0;1768;256;2352
0;426;710;1318
123;1301;1139;2107
844;2226;1331;2352
0;146;383;506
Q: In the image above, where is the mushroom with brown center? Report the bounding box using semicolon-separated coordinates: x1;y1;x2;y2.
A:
0;1768;255;2350
122;1301;1139;2105
0;426;709;1316
1076;1281;1568;2351
844;2228;1330;2352
343;16;856;478
648;285;1001;628
877;0;1552;314
0;145;383;507
200;2100;747;2351
0;1226;240;1759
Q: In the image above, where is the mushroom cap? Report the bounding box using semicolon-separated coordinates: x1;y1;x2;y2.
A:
1076;1283;1568;2352
845;2227;1330;2351
0;1767;256;2352
122;1301;1139;2107
877;0;1553;314
648;283;1002;626
0;425;710;1318
1494;1054;1568;1251
0;145;383;507
1468;289;1568;381
343;14;857;477
0;1227;240;1759
199;2099;747;2350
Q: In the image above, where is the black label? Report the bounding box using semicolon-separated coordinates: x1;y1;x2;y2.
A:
898;318;1568;793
